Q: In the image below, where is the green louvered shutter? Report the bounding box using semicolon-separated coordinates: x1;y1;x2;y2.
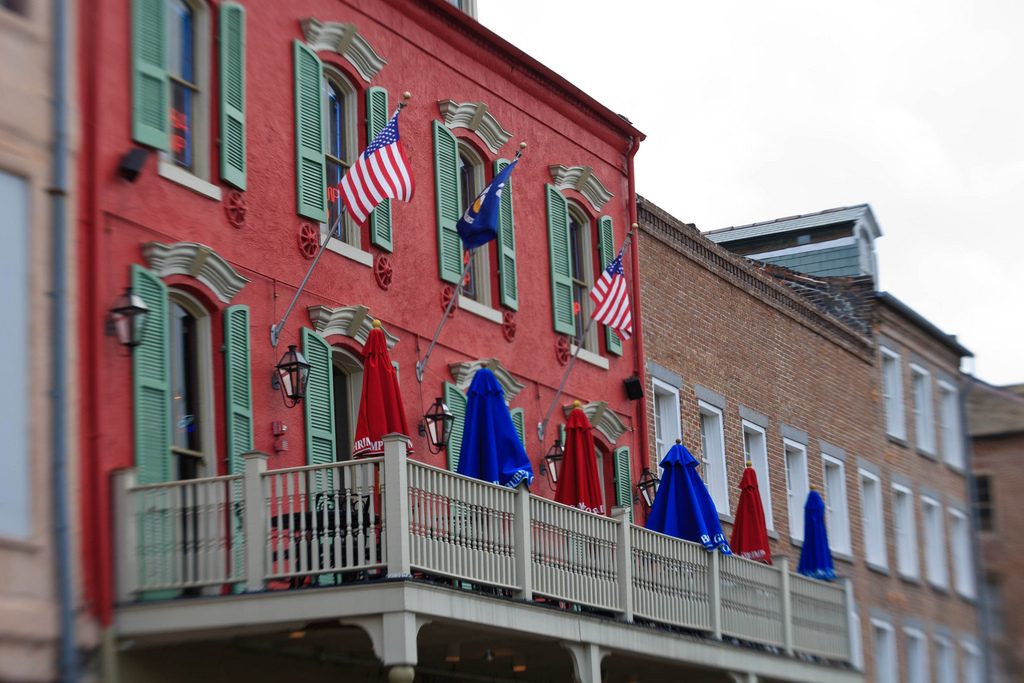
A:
131;0;169;150
444;382;467;471
367;87;393;251
510;408;525;451
132;265;171;484
495;158;519;310
302;328;335;468
219;3;246;189
223;306;253;475
434;121;463;284
613;446;633;522
598;216;623;356
293;41;327;222
546;185;574;335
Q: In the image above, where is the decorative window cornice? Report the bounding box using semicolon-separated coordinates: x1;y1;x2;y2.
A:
548;165;614;212
448;358;524;401
307;305;399;348
142;242;249;303
563;400;627;444
301;18;387;83
437;100;512;154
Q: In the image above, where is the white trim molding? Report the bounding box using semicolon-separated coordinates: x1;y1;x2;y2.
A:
562;400;628;444
448;358;525;401
548;165;614;212
301;18;387;82
306;305;399;348
142;242;249;303
437;100;513;154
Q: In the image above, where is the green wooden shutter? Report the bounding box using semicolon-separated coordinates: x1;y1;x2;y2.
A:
293;41;327;222
510;407;525;450
434;121;463;284
613;446;633;522
598;216;623;356
131;0;169;150
223;306;253;475
132;265;171;484
546;185;574;335
444;382;467;471
495;158;519;310
302;328;335;467
367;87;393;251
219;3;246;189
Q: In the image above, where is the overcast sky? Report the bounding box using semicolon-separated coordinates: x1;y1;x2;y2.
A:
479;1;1024;386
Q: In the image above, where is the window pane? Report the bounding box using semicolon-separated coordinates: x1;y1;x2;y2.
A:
785;444;807;541
568;211;589;341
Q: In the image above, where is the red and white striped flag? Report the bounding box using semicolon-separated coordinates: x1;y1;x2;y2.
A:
589;247;632;340
339;107;414;223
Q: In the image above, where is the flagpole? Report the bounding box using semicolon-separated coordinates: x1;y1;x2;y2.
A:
415;142;526;382
537;228;635;441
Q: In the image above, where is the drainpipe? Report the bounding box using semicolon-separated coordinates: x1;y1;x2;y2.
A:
50;0;78;679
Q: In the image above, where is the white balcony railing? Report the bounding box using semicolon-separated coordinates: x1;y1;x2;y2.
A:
114;436;853;663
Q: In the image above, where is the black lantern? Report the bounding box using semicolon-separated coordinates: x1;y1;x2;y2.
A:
636;467;660;510
110;287;150;348
541;439;564;487
423;397;454;454
274;345;310;408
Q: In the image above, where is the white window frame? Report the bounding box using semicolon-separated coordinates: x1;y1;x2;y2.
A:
742;420;773;530
698;401;729;515
822;453;851;555
910;363;936;455
937;379;964;469
921;495;949;588
933;634;956;683
859;469;887;569
567;202;598;353
652;378;681;466
948;507;976;598
870;618;897;683
904;627;928;683
881;346;905;440
320;66;367;263
784;438;809;542
892;484;919;579
961;639;983;683
167;289;217;478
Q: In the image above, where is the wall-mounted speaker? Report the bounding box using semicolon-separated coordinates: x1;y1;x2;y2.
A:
118;147;150;182
624;375;644;400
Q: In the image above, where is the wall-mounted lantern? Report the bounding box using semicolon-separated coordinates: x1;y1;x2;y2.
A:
636;467;660;510
540;439;564;488
110;287;150;349
273;345;310;408
423;397;454;454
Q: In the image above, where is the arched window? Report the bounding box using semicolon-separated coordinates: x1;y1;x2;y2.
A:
168;290;214;480
164;0;210;177
331;347;363;462
568;203;598;351
323;68;359;248
457;143;492;306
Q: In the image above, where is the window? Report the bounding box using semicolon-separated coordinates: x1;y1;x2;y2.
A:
0;171;29;539
698;402;729;514
921;495;948;588
823;454;851;554
937;380;963;468
168;292;213;480
568;204;598;351
784;439;810;541
871;619;897;683
984;575;1003;636
457;144;493;307
860;470;886;568
961;640;983;683
881;347;905;440
162;0;211;180
323;69;359;247
652;379;681;462
904;628;928;683
934;635;956;683
973;474;994;532
949;508;975;598
331;349;363;462
911;364;935;454
742;421;773;530
892;484;919;579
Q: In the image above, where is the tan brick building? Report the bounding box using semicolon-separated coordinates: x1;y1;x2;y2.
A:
967;381;1024;683
637;197;983;682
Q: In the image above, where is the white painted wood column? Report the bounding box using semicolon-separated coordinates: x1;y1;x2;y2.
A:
383;434;411;577
780;555;794;656
708;549;722;640
513;483;533;600
612;506;633;622
844;577;860;668
565;643;604;683
242;451;268;591
113;468;138;604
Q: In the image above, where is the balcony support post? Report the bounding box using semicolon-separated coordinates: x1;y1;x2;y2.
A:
564;643;605;683
113;468;138;604
709;549;722;640
844;576;859;667
242;451;269;591
383;434;411;577
780;555;794;656
512;483;533;600
612;506;633;622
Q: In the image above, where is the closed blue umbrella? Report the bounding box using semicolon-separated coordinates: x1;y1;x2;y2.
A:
645;441;731;553
456;368;533;488
797;489;836;580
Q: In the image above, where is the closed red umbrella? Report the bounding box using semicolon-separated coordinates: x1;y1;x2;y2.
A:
352;320;412;457
729;463;772;564
554;403;604;514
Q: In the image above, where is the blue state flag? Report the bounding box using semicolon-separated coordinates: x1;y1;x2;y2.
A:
456;157;518;249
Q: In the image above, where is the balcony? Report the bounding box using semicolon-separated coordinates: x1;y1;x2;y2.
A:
112;436;858;683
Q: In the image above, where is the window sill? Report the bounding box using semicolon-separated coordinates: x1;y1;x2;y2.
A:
766;528;779;540
916;446;938;461
158;160;222;200
832;548;854;564
457;296;502;324
570;343;609;370
718;512;734;525
0;534;40;553
944;461;966;476
897;571;922;585
955;589;977;603
886;434;908;448
322;234;373;268
866;560;890;576
789;536;803;548
927;581;950;594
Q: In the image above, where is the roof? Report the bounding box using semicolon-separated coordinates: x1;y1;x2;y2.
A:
755;264;875;336
704;204;881;243
875;292;973;358
967;380;1024;438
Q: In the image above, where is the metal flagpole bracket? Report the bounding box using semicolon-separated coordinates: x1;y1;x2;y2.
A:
416;252;473;382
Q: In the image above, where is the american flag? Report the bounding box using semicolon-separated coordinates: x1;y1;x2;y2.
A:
339;108;414;223
589;247;632;340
